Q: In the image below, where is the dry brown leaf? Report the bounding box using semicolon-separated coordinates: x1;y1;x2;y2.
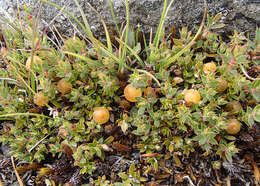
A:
37;168;55;176
140;153;160;158
143;165;153;175
62;143;73;160
170;25;176;48
173;155;182;167
16;162;41;174
214;169;223;184
145;182;159;186
252;162;260;184
175;173;184;183
162;166;172;175
116;99;131;110
244;153;260;184
187;166;196;182
153;173;171;179
112;142;131;152
159;160;172;174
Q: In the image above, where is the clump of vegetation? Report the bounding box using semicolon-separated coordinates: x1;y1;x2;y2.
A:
0;0;259;185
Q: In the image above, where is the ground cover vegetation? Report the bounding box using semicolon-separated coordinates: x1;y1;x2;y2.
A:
0;0;259;185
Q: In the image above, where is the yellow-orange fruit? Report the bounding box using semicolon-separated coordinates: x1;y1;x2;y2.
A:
225;101;242;115
34;92;49;107
203;62;217;74
93;107;110;124
25;56;43;70
226;119;241;135
124;84;142;102
57;79;72;95
216;78;228;92
184;89;201;106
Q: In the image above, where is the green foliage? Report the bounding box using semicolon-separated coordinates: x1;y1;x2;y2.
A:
251;80;260;102
252;105;260;122
0;1;259;185
117;163;147;185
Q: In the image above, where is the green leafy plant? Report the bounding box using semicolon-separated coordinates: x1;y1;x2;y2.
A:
0;0;259;184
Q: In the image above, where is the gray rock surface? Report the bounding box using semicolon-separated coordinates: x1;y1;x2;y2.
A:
0;0;259;40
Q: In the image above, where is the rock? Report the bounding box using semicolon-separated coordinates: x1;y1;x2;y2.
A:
0;0;259;40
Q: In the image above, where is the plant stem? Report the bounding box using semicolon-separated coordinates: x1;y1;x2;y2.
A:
0;113;52;119
163;0;207;68
136;69;161;87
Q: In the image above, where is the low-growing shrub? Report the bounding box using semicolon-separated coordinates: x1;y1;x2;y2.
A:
0;0;259;184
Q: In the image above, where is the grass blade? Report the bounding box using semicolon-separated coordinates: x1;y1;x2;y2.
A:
4;57;36;95
108;0;120;35
153;0;174;49
153;0;167;47
115;37;145;67
28;133;52;153
87;3;112;53
119;0;130;71
96;44;133;71
72;0;94;39
136;69;161;87
163;0;207;68
63;51;105;68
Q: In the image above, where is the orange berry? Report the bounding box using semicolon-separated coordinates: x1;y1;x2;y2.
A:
226;119;241;135
34;92;49;107
184;89;201;106
57;79;72;95
124;84;142;102
93;107;110;124
203;62;216;74
216;78;228;92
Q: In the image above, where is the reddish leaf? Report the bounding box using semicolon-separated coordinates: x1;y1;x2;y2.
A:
112;142;131;152
140;153;160;158
62;144;73;160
